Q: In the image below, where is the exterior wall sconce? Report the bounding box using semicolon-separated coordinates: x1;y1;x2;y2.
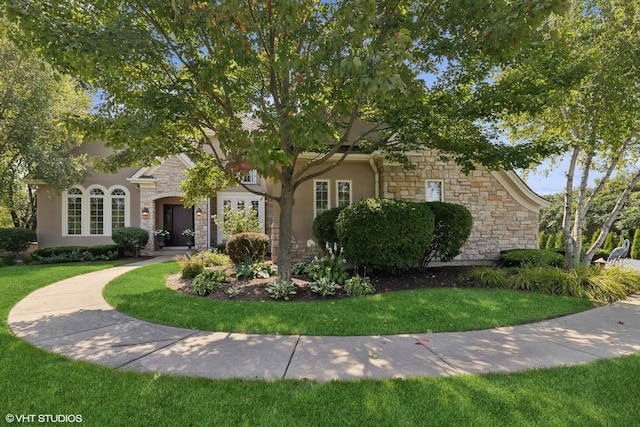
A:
195;207;203;217
141;207;150;217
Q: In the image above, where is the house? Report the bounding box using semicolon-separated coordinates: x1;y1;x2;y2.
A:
34;138;549;264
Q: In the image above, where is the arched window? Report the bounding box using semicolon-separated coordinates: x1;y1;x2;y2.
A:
89;188;105;235
66;188;83;235
110;188;126;231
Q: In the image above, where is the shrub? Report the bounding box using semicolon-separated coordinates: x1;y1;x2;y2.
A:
30;244;119;264
0;227;36;260
226;284;243;298
191;269;228;296
213;205;261;239
538;231;546;249
197;249;231;267
336;198;435;274
177;256;205;279
312;206;345;248
500;249;564;268
421;202;472;267
266;278;296;300
343;275;376;297
225;232;269;264
310;276;337;296
112;227;149;256
631;229;640;259
305;244;349;285
290;261;308;275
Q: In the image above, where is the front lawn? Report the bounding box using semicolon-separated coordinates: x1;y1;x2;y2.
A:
103;262;593;335
2;262;640;426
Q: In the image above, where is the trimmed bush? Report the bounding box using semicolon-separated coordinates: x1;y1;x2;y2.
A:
500;249;564;268
0;227;36;260
112;227;149;256
31;244;120;264
177;256;205;279
421;202;472;267
312;206;345;248
225;232;269;264
336;198;435;273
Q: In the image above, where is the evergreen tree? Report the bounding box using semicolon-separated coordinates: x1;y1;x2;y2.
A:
554;231;564;249
538;231;546;249
603;232;616;252
631;230;640;259
545;234;555;250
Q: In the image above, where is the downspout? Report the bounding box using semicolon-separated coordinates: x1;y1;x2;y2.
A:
207;198;211;249
369;155;380;198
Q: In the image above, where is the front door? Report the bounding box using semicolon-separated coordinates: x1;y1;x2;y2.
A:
163;205;194;246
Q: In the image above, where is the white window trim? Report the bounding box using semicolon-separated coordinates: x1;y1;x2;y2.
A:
62;184;130;237
109;185;131;234
336;180;352;207
216;192;265;243
314;179;330;217
425;179;444;202
240;170;259;185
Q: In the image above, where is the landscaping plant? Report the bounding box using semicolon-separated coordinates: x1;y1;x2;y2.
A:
343;275;376;297
266;278;296;301
191;269;228;296
225;232;269;264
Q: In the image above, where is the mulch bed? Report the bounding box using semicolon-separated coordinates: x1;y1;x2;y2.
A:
167;266;479;302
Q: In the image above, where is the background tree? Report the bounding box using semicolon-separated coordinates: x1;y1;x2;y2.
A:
0;29;90;230
4;0;565;276
498;0;640;267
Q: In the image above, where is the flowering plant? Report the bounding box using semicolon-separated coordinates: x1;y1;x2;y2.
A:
182;229;196;237
153;229;170;237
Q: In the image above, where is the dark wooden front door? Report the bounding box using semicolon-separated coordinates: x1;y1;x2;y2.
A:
163;205;194;246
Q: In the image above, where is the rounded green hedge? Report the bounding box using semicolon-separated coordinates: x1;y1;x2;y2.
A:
336;198;435;274
421;202;473;267
0;227;36;258
500;249;564;268
312;206;344;249
226;232;269;264
111;227;149;255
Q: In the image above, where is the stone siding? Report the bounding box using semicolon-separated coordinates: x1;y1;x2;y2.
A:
380;150;539;264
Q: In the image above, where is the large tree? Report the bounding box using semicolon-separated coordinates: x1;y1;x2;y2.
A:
0;28;91;229
498;0;640;267
4;0;564;276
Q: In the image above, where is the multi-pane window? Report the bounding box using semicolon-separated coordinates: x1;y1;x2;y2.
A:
426;180;443;202
67;188;83;235
337;181;352;207
314;180;329;216
89;188;105;235
241;170;259;185
63;185;129;236
111;189;126;231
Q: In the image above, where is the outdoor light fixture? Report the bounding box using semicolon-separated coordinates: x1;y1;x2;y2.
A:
141;207;150;217
196;207;203;217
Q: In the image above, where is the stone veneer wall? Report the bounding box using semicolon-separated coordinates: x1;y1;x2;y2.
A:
139;156;208;254
270;223;319;263
380;150;539;264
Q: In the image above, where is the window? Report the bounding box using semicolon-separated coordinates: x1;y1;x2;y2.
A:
426;180;443;202
241;170;259;185
336;180;352;207
111;189;126;231
62;185;129;236
67;188;83;235
89;188;105;235
314;180;329;216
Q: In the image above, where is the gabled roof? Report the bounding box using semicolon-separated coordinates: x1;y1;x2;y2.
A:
127;154;195;184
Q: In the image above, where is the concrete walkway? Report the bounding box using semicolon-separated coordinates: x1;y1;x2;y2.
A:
8;257;640;381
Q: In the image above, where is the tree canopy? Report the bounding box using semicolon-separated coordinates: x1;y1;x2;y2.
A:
0;28;91;229
497;0;640;267
3;0;567;274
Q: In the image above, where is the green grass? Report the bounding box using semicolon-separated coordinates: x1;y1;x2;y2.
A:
103;262;593;335
2;262;640;425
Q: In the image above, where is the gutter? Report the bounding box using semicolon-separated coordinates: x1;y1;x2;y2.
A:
369;155;380;198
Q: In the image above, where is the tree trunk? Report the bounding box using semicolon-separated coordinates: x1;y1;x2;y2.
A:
562;146;580;269
277;181;295;282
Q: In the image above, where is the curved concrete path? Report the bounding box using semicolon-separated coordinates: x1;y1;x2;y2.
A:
8;257;640;381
